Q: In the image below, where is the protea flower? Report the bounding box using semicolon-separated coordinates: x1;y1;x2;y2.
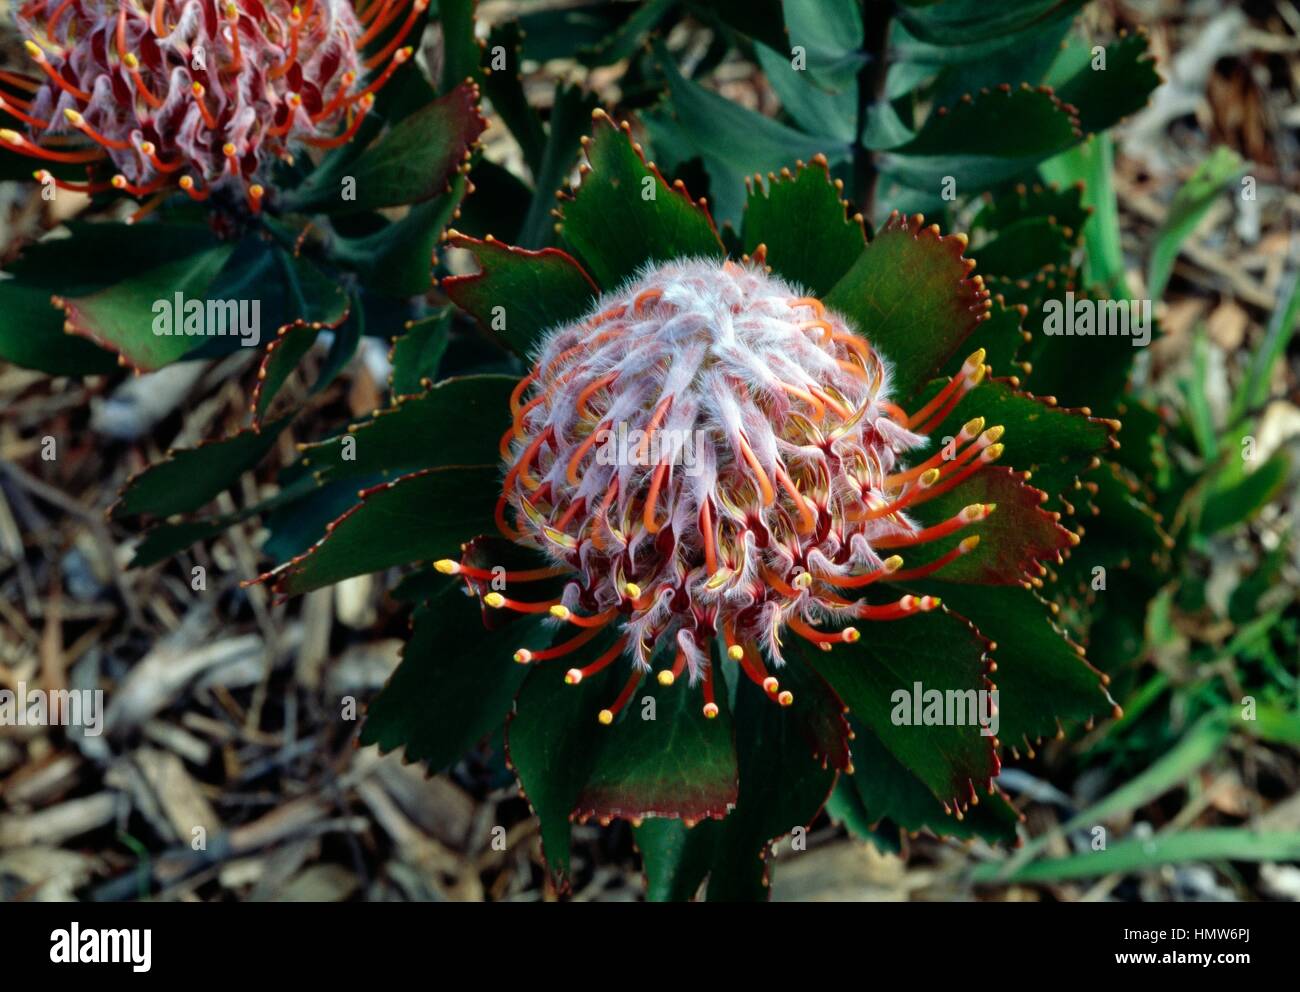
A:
2;0;424;214
453;256;1001;725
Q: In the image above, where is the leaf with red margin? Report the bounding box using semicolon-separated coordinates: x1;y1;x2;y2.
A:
442;234;599;358
741;154;867;296
703;672;838;901
794;610;998;812
769;654;852;772
295;374;516;483
251;300;356;427
359;582;551;771
915;377;1117;506
843;716;1020;844
894;465;1072;585
506;633;623;890
557;109;725;289
919;584;1115;748
824;211;990;400
575;667;738;823
111;415;294;521
56;244;236;372
284;81;487;215
259;465;499;598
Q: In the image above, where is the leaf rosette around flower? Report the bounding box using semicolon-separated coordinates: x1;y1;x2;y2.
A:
232;110;1124;897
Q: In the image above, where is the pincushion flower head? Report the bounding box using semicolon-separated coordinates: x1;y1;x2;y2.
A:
255;112;1121;895
4;0;425;212
485;256;1000;722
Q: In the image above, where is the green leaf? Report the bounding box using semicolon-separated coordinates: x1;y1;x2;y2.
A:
824;211;988;399
634;818;719;901
741;156;866;295
918;584;1110;747
285;82;485;215
1231;269;1300;425
110;416;293;520
796;611;998;809
1200;452;1290;536
558;110;725;288
981;829;1300;884
263;465;499;597
1147;146;1244;302
507;639;623;888
360;585;550;770
651;42;849;223
844;717;1019;843
704;674;838;901
880;88;1081;192
389;311;451;397
1054;32;1161;135
576;670;738;822
824;777;901;853
900;465;1071;585
57;244;237;371
0;281;117;375
894;0;1087;46
971;216;1074;280
974;180;1089;239
481;22;545;173
329;175;467;297
439;0;482;94
298;374;516;484
1041;133;1127;296
925;378;1114;501
443;234;598;357
693;0;788;52
518;83;600;249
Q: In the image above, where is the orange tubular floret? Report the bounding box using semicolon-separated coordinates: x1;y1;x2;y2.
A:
788;614;859;648
598;666;644;724
225;4;244;73
138;140;184;173
304;94;374;148
63;109;131;150
0;71;40;92
0;95;48;129
25;41;93;101
788;297;825;318
364;0;428;70
699;498;718;575
510;371;537;413
246;182;264;214
49;0;78;37
311;71;356;122
33;169;111;194
267;93;303;137
177;174;210;200
574;371;618;416
513;625;602;665
642;460;670;535
554;496;586;531
191;82;219;129
511;392;546;441
857;594;941;620
886;417;987;486
811;556;901;589
775;465;817;534
551;605;618;629
633;287;662;313
565;419;609;486
357;0;400;39
122;54;164;109
701;660;718;718
564;635;629;685
268;7;302;80
151;0;167;37
872;503;994;549
635;395;673;461
0;129;104;163
349;46;409;104
736;433;775;507
482;591;560;615
889;537;981;583
110;173;165;196
909;349;986;434
779;380;826;420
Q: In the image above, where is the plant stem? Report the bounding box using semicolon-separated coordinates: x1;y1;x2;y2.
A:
854;0;892;222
